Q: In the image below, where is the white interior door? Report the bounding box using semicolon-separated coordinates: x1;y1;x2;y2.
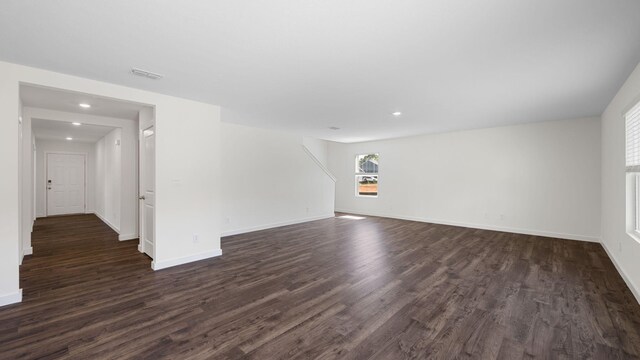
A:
140;126;155;258
47;153;85;216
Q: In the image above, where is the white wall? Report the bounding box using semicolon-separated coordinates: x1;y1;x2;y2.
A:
328;117;602;242
93;128;122;232
0;60;222;305
221;123;335;235
35;139;96;217
602;62;640;302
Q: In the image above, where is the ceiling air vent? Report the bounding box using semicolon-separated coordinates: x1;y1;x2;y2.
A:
131;68;164;80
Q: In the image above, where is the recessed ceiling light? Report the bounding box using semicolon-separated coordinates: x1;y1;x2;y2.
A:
79;103;91;109
66;137;73;141
329;126;340;130
392;111;402;117
71;122;82;126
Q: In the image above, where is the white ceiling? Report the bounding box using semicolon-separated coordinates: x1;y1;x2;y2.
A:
2;1;640;142
32;118;117;143
21;85;146;121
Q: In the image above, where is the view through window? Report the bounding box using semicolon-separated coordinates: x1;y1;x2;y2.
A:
355;153;379;197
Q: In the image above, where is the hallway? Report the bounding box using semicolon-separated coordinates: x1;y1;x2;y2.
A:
21;215;150;299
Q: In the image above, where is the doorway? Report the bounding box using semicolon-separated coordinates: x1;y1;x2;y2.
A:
19;83;156;267
45;152;86;216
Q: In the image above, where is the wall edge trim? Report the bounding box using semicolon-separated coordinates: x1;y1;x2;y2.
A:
221;213;335;237
602;241;640;305
335;209;601;243
152;249;222;271
0;289;22;307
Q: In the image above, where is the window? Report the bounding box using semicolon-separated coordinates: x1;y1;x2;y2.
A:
355;153;379;197
626;100;640;236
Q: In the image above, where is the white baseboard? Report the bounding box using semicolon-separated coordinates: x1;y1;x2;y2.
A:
602;242;640;305
335;209;600;243
221;213;335;237
0;289;22;307
92;211;120;234
19;246;33;265
137;244;143;253
118;233;138;241
152;249;222;271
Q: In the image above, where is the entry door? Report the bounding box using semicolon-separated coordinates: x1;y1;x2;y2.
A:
47;153;85;216
140;126;155;258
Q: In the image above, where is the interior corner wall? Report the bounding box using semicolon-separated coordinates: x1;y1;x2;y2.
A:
328;117;602;242
601;62;640;302
93;128;122;232
35;139;96;218
221;123;335;236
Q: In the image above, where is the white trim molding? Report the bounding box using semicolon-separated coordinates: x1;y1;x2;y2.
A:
221;213;335;237
93;211;120;234
335;209;600;243
302;145;336;182
23;246;33;256
0;289;22;307
152;249;222;271
602;242;640;305
118;233;138;241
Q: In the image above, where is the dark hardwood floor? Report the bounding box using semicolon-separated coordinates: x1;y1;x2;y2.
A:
1;214;640;359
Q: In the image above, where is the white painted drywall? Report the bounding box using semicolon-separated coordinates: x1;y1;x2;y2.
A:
221;123;335;235
0;60;222;305
35;139;96;217
328;117;601;242
601;62;640;302
93;128;122;231
0;69;20;304
152;98;220;269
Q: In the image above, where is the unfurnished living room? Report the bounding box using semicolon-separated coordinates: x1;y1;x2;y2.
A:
1;1;640;359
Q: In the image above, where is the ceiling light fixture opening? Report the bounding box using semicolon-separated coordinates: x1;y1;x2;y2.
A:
329;126;340;130
71;122;82;126
79;103;91;109
392;111;402;117
65;137;73;141
131;68;164;80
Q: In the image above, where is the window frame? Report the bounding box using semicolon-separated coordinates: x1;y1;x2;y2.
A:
354;153;379;198
636;174;640;235
625;99;640;242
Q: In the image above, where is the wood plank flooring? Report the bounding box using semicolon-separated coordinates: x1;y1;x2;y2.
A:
1;213;640;359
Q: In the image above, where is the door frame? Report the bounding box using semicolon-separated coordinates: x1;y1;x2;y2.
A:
44;151;87;217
